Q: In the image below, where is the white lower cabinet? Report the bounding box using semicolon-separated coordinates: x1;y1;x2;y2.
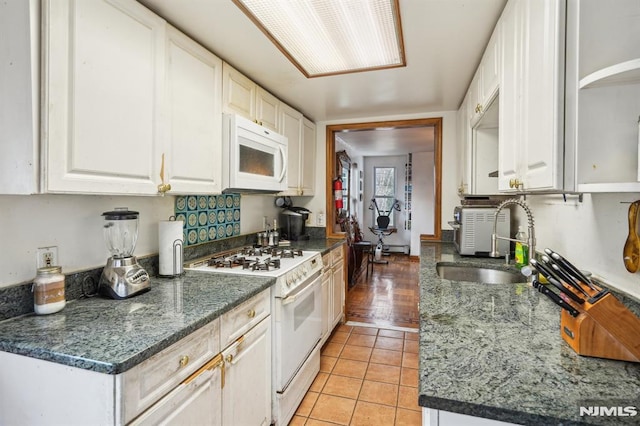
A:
0;289;272;426
221;316;272;426
423;408;518;426
320;245;346;345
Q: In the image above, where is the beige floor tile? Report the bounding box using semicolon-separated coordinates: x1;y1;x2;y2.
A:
358;380;399;406
377;329;405;339
375;336;404;351
370;348;403;366
402;351;419;369
350;401;396;426
403;339;419;354
320;355;337;373
340;344;373;362
295;391;319;416
400;367;419;388
305;419;336;426
288;414;307;426
335;324;353;334
397;386;421;412
365;363;401;384
329;331;350;344
309;372;329;393
404;331;419;341
309;394;356;425
322;374;363;399
396;407;422;425
346;333;377;348
321;342;343;357
351;326;379;335
331;358;369;379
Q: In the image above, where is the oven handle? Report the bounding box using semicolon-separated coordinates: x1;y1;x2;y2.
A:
279;271;321;306
277;146;287;183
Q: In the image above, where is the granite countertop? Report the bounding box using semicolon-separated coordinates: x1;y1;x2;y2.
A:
418;242;640;426
0;238;345;375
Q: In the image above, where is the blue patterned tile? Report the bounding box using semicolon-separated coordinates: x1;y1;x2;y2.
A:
208;196;216;209
217;225;225;239
208;211;217;225
198;227;208;243
176;213;187;227
233;195;240;208
198;212;208;226
226;224;233;237
217;210;225;224
187;196;198;210
225;195;233;208
198;196;208;210
225;209;233;223
216;196;225;209
187;212;198;228
175;196;187;212
233;209;240;221
187;229;197;245
233;223;240;235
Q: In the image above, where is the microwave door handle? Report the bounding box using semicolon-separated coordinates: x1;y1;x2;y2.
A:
278;146;287;183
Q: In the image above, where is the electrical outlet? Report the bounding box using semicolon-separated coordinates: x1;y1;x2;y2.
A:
36;246;58;269
317;212;326;227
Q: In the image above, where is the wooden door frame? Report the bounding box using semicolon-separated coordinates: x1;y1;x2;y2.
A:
325;118;442;241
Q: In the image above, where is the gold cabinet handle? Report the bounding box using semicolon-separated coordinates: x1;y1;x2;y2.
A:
157;153;172;195
226;354;234;363
179;355;189;368
509;178;524;189
247;309;256;318
475;103;483;114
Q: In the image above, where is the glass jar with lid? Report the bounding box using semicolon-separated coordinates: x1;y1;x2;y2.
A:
33;266;66;315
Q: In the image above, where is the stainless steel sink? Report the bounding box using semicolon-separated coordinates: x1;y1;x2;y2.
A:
436;264;524;284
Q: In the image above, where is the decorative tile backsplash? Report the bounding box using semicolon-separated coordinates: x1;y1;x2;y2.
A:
175;195;241;246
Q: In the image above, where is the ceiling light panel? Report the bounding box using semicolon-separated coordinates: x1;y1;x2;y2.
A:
234;0;405;77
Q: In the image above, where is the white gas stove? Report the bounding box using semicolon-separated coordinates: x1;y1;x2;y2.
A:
185;246;322;298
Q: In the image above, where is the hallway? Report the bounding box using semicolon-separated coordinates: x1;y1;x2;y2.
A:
346;253;420;329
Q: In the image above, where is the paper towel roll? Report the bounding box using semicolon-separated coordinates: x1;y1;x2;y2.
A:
159;220;184;276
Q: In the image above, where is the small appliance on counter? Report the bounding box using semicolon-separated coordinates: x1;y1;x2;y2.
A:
451;205;510;256
279;206;311;241
99;208;150;299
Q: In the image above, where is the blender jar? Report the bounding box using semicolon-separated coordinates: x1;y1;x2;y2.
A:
102;208;139;258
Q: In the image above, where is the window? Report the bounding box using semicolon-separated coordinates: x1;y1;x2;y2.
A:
373;167;396;226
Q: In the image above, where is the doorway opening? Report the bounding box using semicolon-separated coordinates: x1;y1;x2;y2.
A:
325;118;442;242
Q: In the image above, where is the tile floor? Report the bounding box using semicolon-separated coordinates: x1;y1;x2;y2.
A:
289;324;422;426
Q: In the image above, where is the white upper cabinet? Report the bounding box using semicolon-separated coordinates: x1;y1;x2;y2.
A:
164;25;223;195
470;26;501;126
498;0;565;192
222;63;280;132
569;0;640;192
279;103;316;196
456;97;471;195
44;0;166;194
0;0;39;194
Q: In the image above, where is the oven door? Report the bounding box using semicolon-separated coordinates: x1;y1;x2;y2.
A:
273;272;322;392
227;114;287;191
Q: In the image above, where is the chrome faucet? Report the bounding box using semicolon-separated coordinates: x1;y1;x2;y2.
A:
490;198;536;262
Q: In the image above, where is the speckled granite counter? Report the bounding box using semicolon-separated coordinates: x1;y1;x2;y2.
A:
419;242;640;426
0;238;344;375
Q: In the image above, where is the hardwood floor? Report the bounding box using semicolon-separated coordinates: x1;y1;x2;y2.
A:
346;253;420;329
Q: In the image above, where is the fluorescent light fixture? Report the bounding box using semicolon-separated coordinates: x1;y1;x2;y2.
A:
233;0;405;78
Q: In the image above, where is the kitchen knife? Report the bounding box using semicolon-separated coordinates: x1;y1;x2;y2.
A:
541;256;592;298
532;279;580;317
530;259;585;304
544;248;599;290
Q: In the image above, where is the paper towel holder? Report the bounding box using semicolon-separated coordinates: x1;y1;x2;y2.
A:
171;238;184;277
159;216;185;278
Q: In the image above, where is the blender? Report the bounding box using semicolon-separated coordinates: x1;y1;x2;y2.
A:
99;208;150;299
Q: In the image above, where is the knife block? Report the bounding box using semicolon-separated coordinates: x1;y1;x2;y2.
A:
560;292;640;362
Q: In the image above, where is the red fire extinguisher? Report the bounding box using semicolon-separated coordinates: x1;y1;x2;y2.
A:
333;177;343;210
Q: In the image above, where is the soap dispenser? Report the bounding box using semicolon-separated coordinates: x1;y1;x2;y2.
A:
514;226;529;268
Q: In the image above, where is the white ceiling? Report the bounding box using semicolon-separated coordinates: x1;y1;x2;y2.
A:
337;126;435;156
139;0;507;123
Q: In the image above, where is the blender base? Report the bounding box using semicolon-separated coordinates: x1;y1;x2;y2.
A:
99;256;150;299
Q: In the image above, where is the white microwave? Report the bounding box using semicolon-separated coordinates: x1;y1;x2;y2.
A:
222;114;288;192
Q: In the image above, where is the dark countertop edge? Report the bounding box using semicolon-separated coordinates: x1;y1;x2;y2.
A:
418;395;585;426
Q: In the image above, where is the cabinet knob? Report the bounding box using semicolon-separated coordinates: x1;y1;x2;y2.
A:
247;308;256;318
179;355;189;368
226;354;234;363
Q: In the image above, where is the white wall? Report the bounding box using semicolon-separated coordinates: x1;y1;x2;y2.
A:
514;193;640;300
0;194;278;288
411;151;435;255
